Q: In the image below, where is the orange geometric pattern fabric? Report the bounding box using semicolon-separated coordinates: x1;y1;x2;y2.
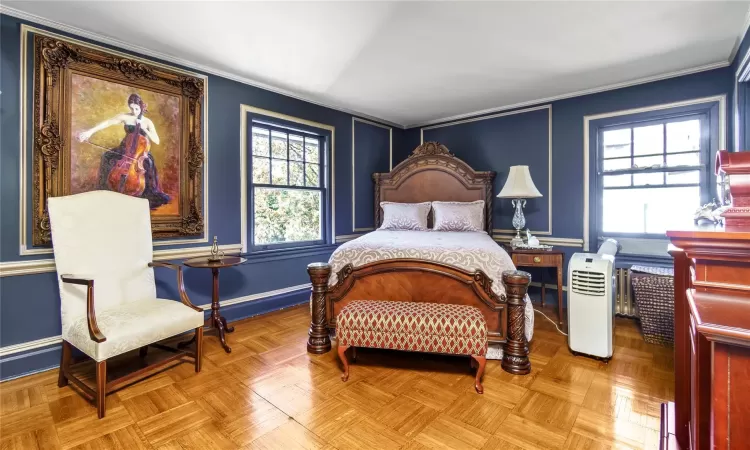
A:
337;300;487;356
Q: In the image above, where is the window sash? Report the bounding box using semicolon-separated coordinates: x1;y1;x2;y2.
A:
596;113;710;238
250;122;328;250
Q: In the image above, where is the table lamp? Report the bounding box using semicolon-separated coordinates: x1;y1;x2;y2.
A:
497;165;542;247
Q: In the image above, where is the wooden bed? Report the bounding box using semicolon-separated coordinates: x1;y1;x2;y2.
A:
306;142;532;375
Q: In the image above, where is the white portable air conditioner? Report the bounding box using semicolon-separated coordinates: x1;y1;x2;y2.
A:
567;239;618;359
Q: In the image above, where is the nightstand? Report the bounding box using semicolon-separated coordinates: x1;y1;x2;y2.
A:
504;246;565;325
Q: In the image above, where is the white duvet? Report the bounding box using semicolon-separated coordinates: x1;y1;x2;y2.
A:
328;230;534;352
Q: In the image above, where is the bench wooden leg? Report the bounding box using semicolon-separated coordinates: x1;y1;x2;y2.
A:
471;355;486;394
338;344;351;382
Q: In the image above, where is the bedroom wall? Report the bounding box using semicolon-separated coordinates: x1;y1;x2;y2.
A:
0;13;402;379
732;23;750;151
397;67;734;304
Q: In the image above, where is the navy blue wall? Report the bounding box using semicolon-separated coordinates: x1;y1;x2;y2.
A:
401;67;733;243
0;14;402;379
352;120;391;231
423;107;551;233
732;24;750;151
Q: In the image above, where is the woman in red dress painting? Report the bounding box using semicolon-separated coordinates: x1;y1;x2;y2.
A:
78;93;170;209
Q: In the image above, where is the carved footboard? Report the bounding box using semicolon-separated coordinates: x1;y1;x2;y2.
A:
306;260;531;375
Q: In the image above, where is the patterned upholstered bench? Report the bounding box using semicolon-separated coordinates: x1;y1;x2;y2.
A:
336;300;488;393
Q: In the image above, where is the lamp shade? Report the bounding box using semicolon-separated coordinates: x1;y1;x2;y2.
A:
497;165;542;198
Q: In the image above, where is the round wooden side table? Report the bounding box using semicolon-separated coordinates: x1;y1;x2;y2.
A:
181;256;246;353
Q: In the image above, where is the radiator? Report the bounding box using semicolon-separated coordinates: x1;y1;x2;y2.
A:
615;268;639;317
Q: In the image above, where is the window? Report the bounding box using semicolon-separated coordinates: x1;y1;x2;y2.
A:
251;123;326;249
598;115;709;236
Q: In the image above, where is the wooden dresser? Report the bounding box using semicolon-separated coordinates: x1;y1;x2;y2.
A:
666;228;750;449
664;151;750;449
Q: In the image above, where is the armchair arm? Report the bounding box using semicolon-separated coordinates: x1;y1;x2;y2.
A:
148;262;202;312
60;274;106;343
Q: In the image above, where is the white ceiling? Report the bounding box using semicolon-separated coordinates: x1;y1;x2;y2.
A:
5;1;750;127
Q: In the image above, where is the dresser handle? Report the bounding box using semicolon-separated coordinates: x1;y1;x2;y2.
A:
533;256;541;263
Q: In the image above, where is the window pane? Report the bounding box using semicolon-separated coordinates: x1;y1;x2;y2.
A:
667;119;700;153
602;158;631;172
252;156;270;184
289;135;304;161
305;163;320;187
254;187;321;245
603;174;631;187
666;171;700;185
271;159;288;185
289;162;304;186
633;172;664;186
603;129;630;146
633;124;663;156
252;128;270;156
602;186;699;234
633;155;663;168
305;139;319;163
603;144;630;159
271;131;287;159
666;152;700;167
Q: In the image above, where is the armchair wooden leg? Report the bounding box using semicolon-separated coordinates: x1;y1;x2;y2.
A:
194;326;203;373
337;344;350;382
58;340;72;388
96;360;107;419
139;346;149;358
471;355;486;394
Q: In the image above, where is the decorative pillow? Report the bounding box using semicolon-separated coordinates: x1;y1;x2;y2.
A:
379;202;431;231
432;201;485;232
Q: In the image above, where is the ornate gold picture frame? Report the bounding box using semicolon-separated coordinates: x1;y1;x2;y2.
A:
31;33;205;247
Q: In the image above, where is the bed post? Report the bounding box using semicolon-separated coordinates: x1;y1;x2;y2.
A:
307;262;332;354
501;270;531;375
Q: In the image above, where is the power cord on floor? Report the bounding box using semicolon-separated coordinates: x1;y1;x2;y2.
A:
534;308;567;336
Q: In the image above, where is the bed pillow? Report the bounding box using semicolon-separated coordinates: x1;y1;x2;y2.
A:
432;200;485;232
379;202;431;231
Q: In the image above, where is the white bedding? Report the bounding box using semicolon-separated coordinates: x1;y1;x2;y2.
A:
328;230;534;349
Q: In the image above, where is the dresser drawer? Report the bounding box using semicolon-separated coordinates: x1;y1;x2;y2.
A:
513;253;559;267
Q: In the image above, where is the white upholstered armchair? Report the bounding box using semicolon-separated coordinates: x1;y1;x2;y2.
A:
48;191;204;418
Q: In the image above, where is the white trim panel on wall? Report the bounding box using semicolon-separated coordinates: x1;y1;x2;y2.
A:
351;117;392;233
240;105;336;249
420;104;553;236
17;25;211;256
582;94;727;251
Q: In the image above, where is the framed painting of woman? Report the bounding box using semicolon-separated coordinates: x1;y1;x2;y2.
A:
31;33;205;246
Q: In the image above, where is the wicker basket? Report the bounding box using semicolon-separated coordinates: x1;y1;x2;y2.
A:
630;265;674;346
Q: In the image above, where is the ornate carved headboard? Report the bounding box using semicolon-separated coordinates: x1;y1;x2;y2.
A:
373;142;496;231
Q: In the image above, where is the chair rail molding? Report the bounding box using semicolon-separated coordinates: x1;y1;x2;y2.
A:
582;94;726;251
493;235;583;248
421;104;553;236
0;283;311;358
0;243;243;277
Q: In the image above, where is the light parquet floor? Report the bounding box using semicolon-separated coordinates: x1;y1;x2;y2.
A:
0;303;674;450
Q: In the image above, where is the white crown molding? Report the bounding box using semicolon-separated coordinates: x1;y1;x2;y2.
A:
729;4;750;64
0;5;403;129
0;283;311;358
407;62;730;129
2;5;739;132
0;243;243;277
